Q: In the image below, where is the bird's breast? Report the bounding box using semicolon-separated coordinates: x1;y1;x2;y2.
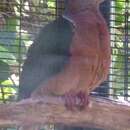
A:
70;28;101;57
66;12;111;92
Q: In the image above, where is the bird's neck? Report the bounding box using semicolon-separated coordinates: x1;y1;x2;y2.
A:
64;0;101;15
63;7;101;25
65;5;99;15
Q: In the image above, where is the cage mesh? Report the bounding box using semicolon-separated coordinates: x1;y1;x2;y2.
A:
0;0;129;129
110;0;130;101
0;0;130;101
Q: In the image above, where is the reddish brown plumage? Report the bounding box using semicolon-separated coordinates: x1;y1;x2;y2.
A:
31;0;111;109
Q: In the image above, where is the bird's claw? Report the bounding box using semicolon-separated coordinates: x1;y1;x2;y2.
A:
77;91;89;110
64;92;77;111
63;91;89;111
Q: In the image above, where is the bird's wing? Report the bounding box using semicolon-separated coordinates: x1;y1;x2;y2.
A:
19;17;74;99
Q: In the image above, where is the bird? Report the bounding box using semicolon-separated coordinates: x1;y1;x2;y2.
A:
19;0;111;128
19;0;110;109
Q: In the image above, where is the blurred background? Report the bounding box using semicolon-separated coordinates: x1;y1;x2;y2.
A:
0;0;130;129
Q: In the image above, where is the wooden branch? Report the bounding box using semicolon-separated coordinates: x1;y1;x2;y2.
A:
0;96;130;130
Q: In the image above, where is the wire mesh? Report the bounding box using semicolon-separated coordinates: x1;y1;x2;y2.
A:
109;0;130;101
0;0;130;101
0;0;129;125
0;0;58;103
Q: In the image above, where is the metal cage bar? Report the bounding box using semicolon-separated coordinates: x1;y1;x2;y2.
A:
0;0;129;103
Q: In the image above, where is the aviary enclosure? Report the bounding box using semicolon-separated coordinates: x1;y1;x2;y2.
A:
0;0;130;130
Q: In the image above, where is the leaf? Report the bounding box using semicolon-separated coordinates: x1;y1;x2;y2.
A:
1;79;13;86
0;79;18;101
115;1;125;26
0;86;16;100
47;0;55;8
0;45;17;64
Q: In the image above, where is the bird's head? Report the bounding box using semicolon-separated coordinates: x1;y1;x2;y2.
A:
65;0;106;14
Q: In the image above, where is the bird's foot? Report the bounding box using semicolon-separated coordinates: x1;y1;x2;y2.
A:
77;91;89;110
63;91;89;111
64;91;77;111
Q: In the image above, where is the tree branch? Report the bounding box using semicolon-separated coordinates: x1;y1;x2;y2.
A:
0;96;130;130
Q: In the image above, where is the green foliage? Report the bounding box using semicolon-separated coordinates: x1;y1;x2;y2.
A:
112;0;130;96
48;0;56;8
0;60;10;83
0;86;16;101
115;1;125;26
6;18;18;32
0;0;128;100
0;0;56;102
